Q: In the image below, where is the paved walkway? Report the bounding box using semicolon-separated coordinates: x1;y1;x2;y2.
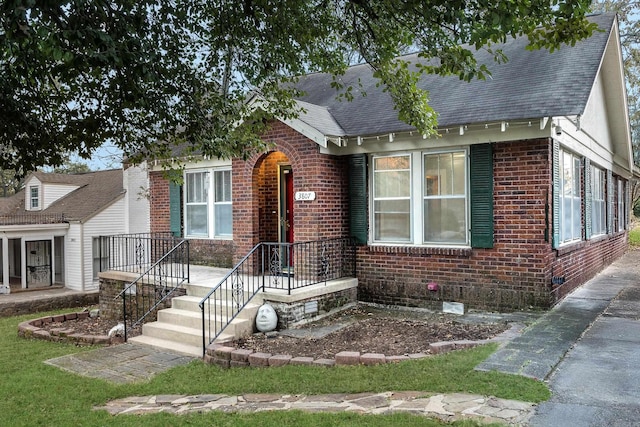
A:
529;250;640;426
476;249;638;381
95;391;535;425
45;343;194;384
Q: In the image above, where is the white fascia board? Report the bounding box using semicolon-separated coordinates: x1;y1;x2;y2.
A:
279;117;328;148
0;223;69;233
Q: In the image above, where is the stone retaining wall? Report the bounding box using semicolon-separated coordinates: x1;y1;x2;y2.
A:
0;291;98;318
17;311;120;346
99;272;186;322
204;338;493;368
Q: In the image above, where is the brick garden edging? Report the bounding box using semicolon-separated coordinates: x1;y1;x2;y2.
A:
17;311;122;346
204;338;493;368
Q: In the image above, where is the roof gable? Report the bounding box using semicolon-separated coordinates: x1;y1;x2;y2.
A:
0;169;125;223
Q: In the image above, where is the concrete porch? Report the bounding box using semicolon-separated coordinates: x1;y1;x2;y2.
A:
105;265;358;357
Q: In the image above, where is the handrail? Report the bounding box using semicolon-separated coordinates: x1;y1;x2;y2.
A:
115;239;190;341
198;243;263;355
199;238;355;355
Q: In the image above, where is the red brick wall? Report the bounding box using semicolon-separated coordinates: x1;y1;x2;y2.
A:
149;171;170;234
232;120;349;261
357;138;629;311
148;130;629;310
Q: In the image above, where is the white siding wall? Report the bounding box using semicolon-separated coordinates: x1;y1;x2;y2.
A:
82;197;126;291
553;75;616;171
42;183;79;210
123;163;150;234
64;224;83;291
581;75;614;160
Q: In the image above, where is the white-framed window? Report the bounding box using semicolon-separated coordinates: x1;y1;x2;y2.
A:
372;155;411;242
371;149;468;246
617;179;626;232
591;166;606;236
184;168;232;238
423;151;467;244
559;149;582;244
30;186;39;209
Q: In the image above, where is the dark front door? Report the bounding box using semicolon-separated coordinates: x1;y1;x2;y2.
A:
25;240;52;288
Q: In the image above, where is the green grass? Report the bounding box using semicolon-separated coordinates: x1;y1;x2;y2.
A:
0;310;549;426
629;226;640;246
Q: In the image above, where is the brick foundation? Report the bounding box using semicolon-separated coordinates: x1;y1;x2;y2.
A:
98;272;185;323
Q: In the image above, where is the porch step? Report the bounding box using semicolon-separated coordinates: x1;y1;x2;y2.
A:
128;335;203;358
157;307;258;336
171;294;258;312
141;322;204;347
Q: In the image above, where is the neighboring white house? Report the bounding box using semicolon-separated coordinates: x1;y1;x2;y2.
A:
0;165;150;293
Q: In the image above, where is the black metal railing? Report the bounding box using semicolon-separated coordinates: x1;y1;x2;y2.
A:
115;239;190;341
99;232;179;274
199;237;355;354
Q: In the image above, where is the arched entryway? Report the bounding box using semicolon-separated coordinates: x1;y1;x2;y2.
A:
254;151;294;251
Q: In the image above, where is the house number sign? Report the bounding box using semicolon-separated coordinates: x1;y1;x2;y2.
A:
294;191;316;201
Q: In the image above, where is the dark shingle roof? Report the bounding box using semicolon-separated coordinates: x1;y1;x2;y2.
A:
293;13;615;136
0;169;124;223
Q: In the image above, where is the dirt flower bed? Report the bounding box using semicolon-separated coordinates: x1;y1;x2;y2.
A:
232;306;509;359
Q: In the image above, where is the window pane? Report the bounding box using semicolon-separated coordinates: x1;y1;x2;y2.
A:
424;156;439;196
214;204;232;236
215;170;231;202
374;200;410;241
452;152;466;194
186;205;208;236
424;198;466;243
563;153;573;196
562;197;572;241
424;152;465;197
573;158;581;197
572;196;581;239
187;172;208;203
374;156;410;170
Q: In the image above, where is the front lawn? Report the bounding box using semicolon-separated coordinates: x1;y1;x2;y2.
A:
629;226;640;246
0;310;549;426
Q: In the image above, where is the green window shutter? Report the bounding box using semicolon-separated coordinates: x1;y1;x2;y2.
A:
470;143;494;248
552;140;560;249
607;169;613;234
349;154;368;245
169;181;182;237
584;158;592;240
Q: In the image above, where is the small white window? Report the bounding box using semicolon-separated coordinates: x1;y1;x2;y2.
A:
30;186;39;209
591;166;606;236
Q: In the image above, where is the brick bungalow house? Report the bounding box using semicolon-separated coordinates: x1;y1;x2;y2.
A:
148;13;633;312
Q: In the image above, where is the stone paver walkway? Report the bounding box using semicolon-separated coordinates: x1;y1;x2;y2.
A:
94;391;535;425
45;343;194;384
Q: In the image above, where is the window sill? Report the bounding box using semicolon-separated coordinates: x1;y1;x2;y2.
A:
184;236;233;241
366;245;472;257
557;231;627;256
